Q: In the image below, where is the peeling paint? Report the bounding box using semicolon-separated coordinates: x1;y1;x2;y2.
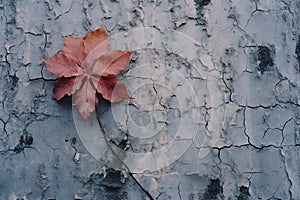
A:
0;0;299;199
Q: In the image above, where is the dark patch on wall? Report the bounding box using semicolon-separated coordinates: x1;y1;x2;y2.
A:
238;186;250;200
99;169;132;200
100;169;124;188
194;0;211;25
201;178;223;200
87;169;129;200
8;75;19;91
188;192;195;200
256;46;275;73
295;36;300;68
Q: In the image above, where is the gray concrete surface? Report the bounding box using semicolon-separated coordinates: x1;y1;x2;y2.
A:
0;0;299;199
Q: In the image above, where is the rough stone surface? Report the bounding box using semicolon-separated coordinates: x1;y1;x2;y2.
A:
0;0;299;199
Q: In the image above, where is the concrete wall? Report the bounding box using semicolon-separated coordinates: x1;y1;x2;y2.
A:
0;0;299;199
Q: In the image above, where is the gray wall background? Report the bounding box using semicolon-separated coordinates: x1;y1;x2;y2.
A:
0;0;300;199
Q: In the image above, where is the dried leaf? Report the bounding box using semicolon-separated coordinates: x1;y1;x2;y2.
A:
62;36;85;66
44;53;80;77
97;76;130;102
92;50;132;76
83;25;109;56
44;25;131;120
74;79;98;120
53;76;84;100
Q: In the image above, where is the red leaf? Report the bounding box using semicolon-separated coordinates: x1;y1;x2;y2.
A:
84;39;110;69
53;76;83;100
83;25;109;57
96;76;129;102
44;24;131;120
92;50;132;76
74;79;98;120
62;36;85;66
44;53;80;77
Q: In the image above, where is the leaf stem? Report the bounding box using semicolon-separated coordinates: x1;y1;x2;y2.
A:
95;111;154;200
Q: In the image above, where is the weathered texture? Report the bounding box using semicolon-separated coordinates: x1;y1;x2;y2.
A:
0;0;299;200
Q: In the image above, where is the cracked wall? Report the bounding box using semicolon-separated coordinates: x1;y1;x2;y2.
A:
0;0;299;199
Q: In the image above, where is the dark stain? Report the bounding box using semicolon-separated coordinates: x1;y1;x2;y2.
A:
85;168;136;199
256;46;274;72
8;75;19;91
100;169;124;189
225;47;236;56
194;0;211;8
194;0;211;25
20;134;33;146
116;138;129;150
202;178;223;200
295;36;300;68
100;169;128;200
0;134;36;154
238;186;250;200
188;192;195;200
